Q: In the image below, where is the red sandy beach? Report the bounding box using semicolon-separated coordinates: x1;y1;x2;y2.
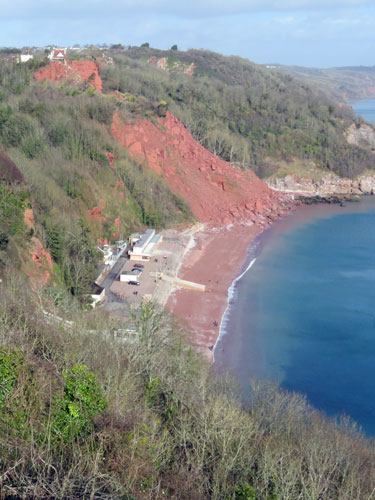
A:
167;221;270;362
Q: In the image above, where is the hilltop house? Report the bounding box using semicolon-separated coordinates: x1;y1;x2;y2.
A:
49;48;67;62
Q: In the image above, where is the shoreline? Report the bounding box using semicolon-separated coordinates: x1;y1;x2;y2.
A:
166;212;293;361
166;195;371;362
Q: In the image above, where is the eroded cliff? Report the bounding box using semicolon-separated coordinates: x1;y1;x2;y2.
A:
111;111;292;225
35;61;102;92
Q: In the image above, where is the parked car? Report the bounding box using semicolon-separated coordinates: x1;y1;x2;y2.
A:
128;281;140;286
131;268;142;274
133;263;144;269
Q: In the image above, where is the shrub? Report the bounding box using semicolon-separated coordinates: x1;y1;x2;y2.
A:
0;230;9;251
51;364;107;442
21;133;45;159
1;113;32;147
0;349;23;407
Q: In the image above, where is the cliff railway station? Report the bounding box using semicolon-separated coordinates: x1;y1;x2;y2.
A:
108;228;205;307
128;229;163;262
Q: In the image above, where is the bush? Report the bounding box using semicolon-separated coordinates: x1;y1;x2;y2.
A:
51;364;107;442
0;348;23;407
0;230;9;251
21;133;45;159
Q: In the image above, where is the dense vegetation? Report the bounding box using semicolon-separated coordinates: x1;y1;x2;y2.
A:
101;47;375;178
1;48;375;499
0;58;191;299
1;280;375;500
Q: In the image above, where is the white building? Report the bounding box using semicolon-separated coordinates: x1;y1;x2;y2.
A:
120;270;141;283
20;54;34;63
128;229;163;261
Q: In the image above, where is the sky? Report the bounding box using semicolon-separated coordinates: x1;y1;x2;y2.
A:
1;0;375;68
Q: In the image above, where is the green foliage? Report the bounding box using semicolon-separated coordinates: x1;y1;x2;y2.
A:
84;95;116;125
1;113;32;147
117;157;192;227
0;60;30;94
0;184;29;235
45;224;64;263
0;349;23;407
51;364;107;442
18;98;46;119
110;43;124;49
0;286;375;499
102;48;374;178
62;221;101;297
21;133;45;159
233;483;258;500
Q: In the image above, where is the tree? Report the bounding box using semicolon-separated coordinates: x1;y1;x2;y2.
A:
171;44;178;51
0;230;9;251
110;43;124;50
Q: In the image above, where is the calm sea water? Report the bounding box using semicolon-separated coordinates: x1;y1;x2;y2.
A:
215;198;375;435
348;99;375;123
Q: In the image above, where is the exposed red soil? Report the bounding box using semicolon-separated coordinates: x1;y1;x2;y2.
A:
88;206;105;221
25;237;54;287
34;61;102;92
107;152;115;167
111;112;289;225
24;208;35;229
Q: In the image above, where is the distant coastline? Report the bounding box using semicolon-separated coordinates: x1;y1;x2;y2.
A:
348;98;375;123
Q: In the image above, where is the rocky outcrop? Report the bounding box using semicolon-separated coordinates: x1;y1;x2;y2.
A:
148;57;195;76
346;123;375;149
268;172;375;195
111;111;293;225
35;61;102;92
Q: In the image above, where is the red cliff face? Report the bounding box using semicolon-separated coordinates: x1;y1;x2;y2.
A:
111;112;287;224
35;61;102;92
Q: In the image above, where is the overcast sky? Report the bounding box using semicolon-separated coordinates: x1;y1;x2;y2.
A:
1;0;375;67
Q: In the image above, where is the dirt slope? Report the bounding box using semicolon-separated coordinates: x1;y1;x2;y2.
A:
111;112;287;225
35;61;102;92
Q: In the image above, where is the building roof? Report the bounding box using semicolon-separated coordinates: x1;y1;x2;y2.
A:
50;48;67;60
121;270;141;277
132;229;155;254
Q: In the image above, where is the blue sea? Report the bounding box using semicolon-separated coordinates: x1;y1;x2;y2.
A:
348;98;375;123
214;198;375;435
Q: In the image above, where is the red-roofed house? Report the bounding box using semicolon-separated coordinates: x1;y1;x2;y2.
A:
49;48;67;62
